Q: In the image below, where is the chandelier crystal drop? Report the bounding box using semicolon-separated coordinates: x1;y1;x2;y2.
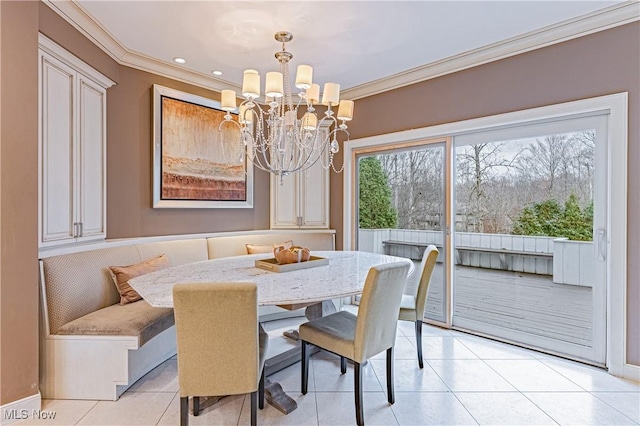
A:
218;31;354;180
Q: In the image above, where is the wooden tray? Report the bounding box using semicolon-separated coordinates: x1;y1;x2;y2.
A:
255;256;329;273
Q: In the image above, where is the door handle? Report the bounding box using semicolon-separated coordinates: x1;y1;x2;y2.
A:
597;228;606;261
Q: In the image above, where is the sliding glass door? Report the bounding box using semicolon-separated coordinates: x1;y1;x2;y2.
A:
354;140;449;324
452;114;607;365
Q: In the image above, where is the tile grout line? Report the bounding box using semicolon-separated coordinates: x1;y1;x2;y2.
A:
311;356;320;425
155;392;177;425
369;351;401;426
539;357;640;421
588;391;640;424
237;394;246;426
73;400;100;426
474;354;562;425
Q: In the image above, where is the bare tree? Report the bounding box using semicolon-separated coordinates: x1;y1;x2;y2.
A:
568;130;595;203
379;148;444;230
456;142;516;232
516;135;569;196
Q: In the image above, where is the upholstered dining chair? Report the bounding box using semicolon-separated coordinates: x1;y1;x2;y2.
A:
173;282;269;426
299;261;411;426
399;245;439;368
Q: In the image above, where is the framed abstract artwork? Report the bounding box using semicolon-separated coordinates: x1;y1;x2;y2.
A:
152;84;253;208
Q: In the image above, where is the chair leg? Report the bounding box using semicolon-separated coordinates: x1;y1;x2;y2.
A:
193;396;200;416
386;347;395;404
258;367;265;409
354;361;364;426
250;391;257;426
415;320;424;369
301;340;309;395
180;396;189;426
340;356;347;374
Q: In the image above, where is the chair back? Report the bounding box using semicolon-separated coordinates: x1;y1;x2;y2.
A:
173;282;260;398
414;245;439;318
354;261;411;362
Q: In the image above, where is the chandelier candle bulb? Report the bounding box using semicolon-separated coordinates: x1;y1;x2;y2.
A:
337;100;354;121
266;71;284;98
306;83;320;104
302;112;317;130
221;90;237;111
295;65;313;89
239;104;252;124
285;110;296;126
322;83;340;106
242;69;260;99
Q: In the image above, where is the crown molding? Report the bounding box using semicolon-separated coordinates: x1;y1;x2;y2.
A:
342;1;639;100
41;0;241;93
44;0;638;99
42;0;125;62
119;49;241;93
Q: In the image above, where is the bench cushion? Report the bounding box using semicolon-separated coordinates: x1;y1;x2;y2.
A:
56;300;174;346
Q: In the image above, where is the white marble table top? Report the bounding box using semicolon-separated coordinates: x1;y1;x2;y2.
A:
129;251;413;308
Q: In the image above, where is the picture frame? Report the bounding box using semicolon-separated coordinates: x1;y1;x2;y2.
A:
152;84;253;208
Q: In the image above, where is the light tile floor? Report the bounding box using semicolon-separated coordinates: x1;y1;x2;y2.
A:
16;318;640;426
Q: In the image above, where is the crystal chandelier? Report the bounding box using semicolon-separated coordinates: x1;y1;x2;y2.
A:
218;31;354;179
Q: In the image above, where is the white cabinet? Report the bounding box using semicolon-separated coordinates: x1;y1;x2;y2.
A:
270;128;330;229
38;34;115;248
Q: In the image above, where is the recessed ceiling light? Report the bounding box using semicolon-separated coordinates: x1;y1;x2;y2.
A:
173;57;186;64
212;70;223;76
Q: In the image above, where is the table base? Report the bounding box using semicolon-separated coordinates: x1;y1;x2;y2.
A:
262;300;337;413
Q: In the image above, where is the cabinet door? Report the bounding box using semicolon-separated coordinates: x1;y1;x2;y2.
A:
270;127;331;229
271;173;299;228
76;76;106;242
39;52;76;246
299;148;329;228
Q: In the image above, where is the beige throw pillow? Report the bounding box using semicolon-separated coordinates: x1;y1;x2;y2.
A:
109;254;169;305
246;240;293;254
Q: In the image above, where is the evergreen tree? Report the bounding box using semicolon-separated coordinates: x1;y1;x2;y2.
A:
512;194;592;241
359;157;397;229
558;194;593;241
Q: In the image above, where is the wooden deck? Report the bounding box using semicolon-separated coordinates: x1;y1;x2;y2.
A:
406;263;592;347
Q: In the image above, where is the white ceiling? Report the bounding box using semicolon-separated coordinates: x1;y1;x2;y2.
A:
60;1;636;98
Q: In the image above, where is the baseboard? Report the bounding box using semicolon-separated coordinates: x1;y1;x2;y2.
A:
0;392;41;425
620;363;640;382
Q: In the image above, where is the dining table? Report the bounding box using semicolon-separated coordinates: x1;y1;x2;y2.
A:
129;250;413;414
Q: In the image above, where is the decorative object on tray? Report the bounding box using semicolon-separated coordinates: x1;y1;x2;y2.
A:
274;245;311;264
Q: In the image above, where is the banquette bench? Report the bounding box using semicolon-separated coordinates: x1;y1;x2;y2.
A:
39;230;335;401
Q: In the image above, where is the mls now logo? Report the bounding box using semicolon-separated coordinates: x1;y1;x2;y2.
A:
3;409;56;420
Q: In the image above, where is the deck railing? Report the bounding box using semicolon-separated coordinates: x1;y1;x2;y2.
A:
358;229;593;287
